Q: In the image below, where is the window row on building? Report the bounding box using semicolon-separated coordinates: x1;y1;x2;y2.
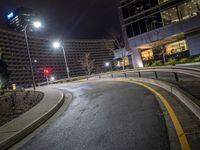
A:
0;28;114;87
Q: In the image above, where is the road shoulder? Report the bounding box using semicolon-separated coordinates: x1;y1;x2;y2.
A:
113;79;200;150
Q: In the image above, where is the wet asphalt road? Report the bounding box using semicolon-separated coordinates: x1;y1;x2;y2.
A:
20;81;170;150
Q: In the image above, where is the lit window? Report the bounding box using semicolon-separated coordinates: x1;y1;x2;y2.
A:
141;49;154;60
178;0;200;20
158;0;170;4
165;40;188;54
161;7;179;25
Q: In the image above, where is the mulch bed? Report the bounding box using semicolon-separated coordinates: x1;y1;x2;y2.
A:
0;91;44;127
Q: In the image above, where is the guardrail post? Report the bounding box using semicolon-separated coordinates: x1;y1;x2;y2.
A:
138;72;141;78
124;73;127;78
174;72;179;82
154;71;158;79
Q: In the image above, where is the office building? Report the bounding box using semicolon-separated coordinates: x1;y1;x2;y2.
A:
118;0;200;67
0;28;114;87
7;7;37;32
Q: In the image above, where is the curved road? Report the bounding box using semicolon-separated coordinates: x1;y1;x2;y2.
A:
21;81;170;150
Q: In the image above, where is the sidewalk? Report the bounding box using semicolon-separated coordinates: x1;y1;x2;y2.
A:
0;87;65;150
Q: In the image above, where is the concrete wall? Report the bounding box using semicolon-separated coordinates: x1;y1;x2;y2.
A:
131;48;144;68
186;32;200;56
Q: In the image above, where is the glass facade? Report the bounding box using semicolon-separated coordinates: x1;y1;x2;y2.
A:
123;0;200;38
158;0;170;4
178;0;200;20
161;7;179;25
126;13;162;37
122;0;159;19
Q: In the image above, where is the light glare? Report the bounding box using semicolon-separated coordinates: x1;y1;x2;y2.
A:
33;21;42;28
105;62;110;67
50;76;55;81
53;41;61;49
7;12;14;19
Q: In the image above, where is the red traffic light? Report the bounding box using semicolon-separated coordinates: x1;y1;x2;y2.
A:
43;67;52;76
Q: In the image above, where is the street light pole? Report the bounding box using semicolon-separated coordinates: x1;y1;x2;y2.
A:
23;21;42;90
53;41;70;79
105;62;112;72
110;63;113;71
24;25;36;90
61;46;70;79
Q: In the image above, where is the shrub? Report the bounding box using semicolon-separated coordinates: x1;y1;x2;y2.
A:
144;63;151;67
194;56;200;62
179;58;191;64
151;60;162;66
165;58;177;65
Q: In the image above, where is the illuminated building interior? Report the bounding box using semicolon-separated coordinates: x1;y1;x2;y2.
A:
140;39;188;61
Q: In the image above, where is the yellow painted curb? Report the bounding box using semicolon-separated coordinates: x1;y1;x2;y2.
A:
121;80;191;150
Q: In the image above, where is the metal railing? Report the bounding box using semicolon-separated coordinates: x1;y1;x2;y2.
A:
37;66;200;86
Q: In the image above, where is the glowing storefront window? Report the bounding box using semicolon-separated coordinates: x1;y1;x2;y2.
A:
165;40;188;54
141;49;153;60
178;0;200;20
161;7;179;25
117;57;130;67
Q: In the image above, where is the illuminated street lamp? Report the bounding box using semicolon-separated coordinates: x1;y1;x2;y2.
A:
53;41;70;78
105;62;110;67
105;62;112;71
33;21;42;28
50;76;55;81
23;21;42;90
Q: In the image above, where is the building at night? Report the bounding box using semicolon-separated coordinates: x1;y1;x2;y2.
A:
118;0;200;67
0;28;114;87
6;7;37;32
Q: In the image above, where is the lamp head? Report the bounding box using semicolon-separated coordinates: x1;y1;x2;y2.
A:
50;76;55;81
33;21;42;28
105;62;110;67
53;41;61;49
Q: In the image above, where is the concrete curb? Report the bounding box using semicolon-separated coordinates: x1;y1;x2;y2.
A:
0;88;65;150
110;77;200;120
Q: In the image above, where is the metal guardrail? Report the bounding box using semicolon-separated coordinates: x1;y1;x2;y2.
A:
37;66;200;86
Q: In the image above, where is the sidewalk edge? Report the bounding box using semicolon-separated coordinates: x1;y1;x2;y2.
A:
0;89;65;150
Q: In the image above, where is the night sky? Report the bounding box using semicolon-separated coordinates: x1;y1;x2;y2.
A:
0;0;121;39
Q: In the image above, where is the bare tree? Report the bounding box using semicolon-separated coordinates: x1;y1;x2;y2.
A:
148;29;166;63
79;53;95;75
105;32;127;70
146;19;169;63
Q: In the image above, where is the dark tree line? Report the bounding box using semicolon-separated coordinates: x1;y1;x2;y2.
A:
0;53;10;89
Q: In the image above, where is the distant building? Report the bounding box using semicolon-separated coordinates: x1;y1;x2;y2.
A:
7;7;37;32
118;0;200;67
0;28;114;87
